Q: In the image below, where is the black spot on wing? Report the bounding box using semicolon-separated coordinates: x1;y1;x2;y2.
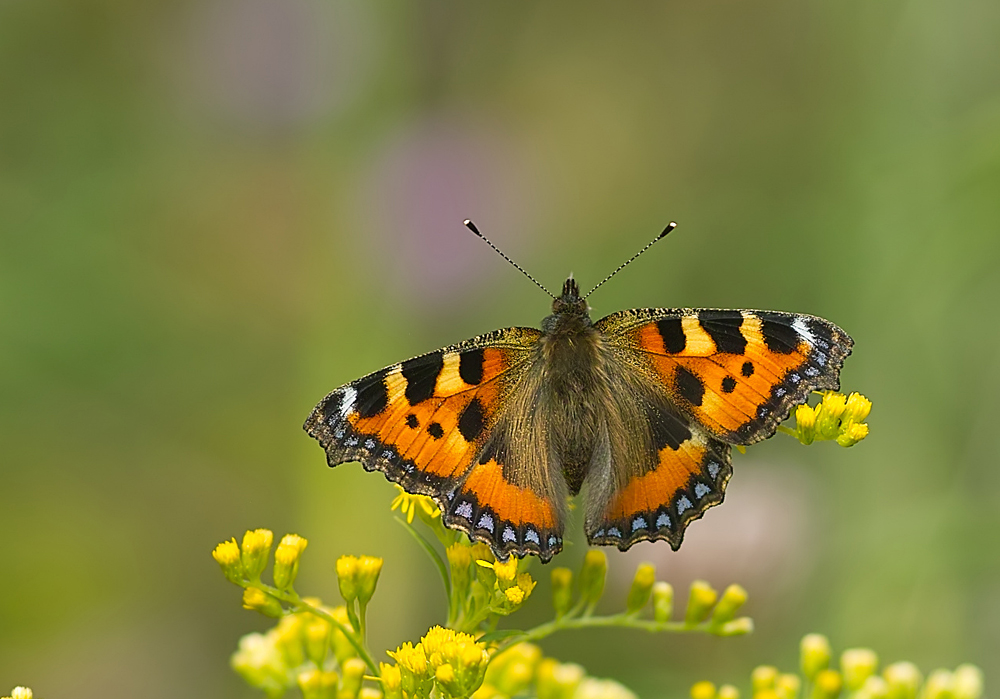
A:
656;317;686;353
675;366;705;407
405;414;419;429
402;353;444;405
721;376;737;393
356;375;389;418
459;348;485;385
427;422;444;439
646;402;692;451
458;397;486;442
698;310;747;355
758;313;800;354
741;361;755;377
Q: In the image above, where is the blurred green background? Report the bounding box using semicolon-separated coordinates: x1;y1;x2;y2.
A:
2;0;999;696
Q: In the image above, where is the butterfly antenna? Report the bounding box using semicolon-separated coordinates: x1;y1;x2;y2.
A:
583;221;678;299
464;219;555;298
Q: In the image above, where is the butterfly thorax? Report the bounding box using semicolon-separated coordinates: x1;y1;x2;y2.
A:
538;277;607;495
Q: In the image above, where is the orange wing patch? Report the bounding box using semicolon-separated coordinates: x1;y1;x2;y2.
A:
604;309;853;445
588;429;732;551
444;457;562;562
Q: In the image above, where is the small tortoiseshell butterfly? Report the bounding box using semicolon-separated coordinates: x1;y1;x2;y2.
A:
305;222;853;562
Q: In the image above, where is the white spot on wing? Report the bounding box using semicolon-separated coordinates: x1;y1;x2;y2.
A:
694;482;711;499
455;501;473;519
656;513;671;529
608;527;622;538
502;525;517;542
676;496;692;515
477;514;495;532
792;317;816;346
707;461;720;478
525;529;540;544
339;386;357;418
632;516;647;532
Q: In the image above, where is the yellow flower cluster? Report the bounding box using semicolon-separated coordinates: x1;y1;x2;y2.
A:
474;643;637;699
444;541;536;628
230;600;368;699
789;392;872;447
693;633;984;699
211;529;309;592
384;626;490;699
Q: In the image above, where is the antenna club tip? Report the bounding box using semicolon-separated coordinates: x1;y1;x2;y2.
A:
463;219;471;225
658;221;678;239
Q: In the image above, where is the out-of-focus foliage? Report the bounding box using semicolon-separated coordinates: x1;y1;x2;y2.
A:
2;1;998;697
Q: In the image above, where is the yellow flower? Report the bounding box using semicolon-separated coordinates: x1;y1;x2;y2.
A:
719;685;741;699
801;634;832;681
692;681;717;699
685;580;719;625
240;528;274;580
652;581;674;622
789;392;871;447
242;586;283;618
8;689;33;699
273;534;308;590
389;641;428;676
625;563;656;614
212;537;244;583
337;555;360;603
505;587;525;604
712;584;749;625
390;485;440;523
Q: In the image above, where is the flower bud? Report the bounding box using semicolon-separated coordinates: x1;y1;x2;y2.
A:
626;563;656;614
505;587;525;605
752;666;779;693
811;669;843;699
794;404;817;445
691;681;717;699
240;529;274;580
711;584;748;625
298;668;339;699
273;534;308;590
816;393;847;440
719;686;740;699
551;567;573;618
685;580;719;625
884;662;921;699
856;676;890;699
447;544;473;594
493;556;519;586
841;649;879;691
242;586;283;618
652;581;674;622
9;689;33;699
800;634;832;680
952;665;984;699
213;538;245;583
579;550;608;610
775;674;801;699
718;617;754;636
837;422;869;447
380;663;403;699
537;659;585;699
336;555;360;604
341;658;367;699
356;556;384;606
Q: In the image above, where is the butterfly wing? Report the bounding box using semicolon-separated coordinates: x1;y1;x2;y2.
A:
304;326;567;561
584;308;853;551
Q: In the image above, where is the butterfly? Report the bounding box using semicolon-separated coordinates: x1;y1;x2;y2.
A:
304;222;853;562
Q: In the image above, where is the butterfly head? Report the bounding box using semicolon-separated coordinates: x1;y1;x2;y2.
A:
543;276;591;334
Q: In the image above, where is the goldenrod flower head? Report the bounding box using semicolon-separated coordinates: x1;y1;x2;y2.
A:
240;528;274;580
752;666;780;693
626;562;656;614
685;580;719;625
389;641;428;675
212;537;244;582
390;485;440;524
273;534;308;590
481;555;518;585
411;626;489;697
801;634;832;680
712;584;749;625
380;663;403;699
485;643;542;696
794;404;818;445
837;422;869;447
580;550;608;608
341;658;367;699
574;677;639;699
816;391;848;438
505;586;525;605
9;689;33;699
855;676;889;699
356;555;384;605
232;631;290;696
652;581;674;622
812;669;843;699
841;648;879;691
336;555;360;603
516;572;536;597
551;567;574;617
883;662;922;699
536;659;585;699
845;392;872;422
952;665;984;699
436;663;456;684
719;685;741;699
776;674;802;699
692;681;717;699
242;586;283;618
